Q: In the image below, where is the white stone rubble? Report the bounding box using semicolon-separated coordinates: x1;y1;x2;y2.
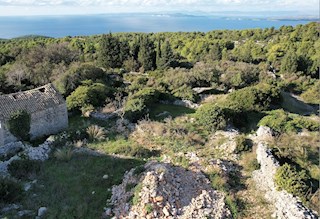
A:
109;161;231;219
253;142;318;219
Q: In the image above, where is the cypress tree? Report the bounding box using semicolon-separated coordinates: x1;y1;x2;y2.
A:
98;33;121;69
138;36;156;71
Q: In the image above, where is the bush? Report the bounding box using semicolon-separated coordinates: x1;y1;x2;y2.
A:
7;110;31;141
54;64;107;96
124;98;147;122
300;82;320;104
0;178;23;203
259;110;320;133
124;88;160;122
8;159;41;179
194;103;227;132
275;163;309;201
223;83;280;112
86;125;106;142
234;135;251;154
66;82;110;112
172;85;198;102
220;61;260;89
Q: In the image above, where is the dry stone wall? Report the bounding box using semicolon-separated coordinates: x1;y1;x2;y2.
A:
30;104;68;140
253;142;318;219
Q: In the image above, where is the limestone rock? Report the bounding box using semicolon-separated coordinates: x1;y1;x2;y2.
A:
17;210;34;217
25;140;52;161
256;126;274;139
0;141;24;159
109;161;231;219
37;207;48;217
206;129;240;159
0;155;21;176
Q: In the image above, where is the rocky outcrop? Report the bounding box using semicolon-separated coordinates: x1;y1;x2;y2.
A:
206;129;240;160
0;141;24;160
253;143;318;219
0;155;21;176
256;126;274;140
25;140;52;161
107;161;231;219
0;137;54;177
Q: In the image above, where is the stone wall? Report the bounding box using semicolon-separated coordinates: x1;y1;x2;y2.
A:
0;103;68;146
30;103;68;139
253;142;318;219
1;121;18;146
0;122;3;147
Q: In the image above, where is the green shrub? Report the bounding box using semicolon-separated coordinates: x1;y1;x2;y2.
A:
172;85;198;102
145;203;153;214
8;159;41;179
133;165;145;175
7;110;31;141
223;84;280;113
0;178;23;203
234;135;251;154
259;110;320;133
124;88;160;122
130;88;160;106
220;61;260;89
54;64;107;96
194;104;227;132
290;116;320;132
275;163;309;201
208;171;227;191
66;82;110;112
131;183;142;205
124;98;147;122
300;82;320;104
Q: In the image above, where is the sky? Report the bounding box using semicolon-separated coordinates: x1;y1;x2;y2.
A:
0;0;318;16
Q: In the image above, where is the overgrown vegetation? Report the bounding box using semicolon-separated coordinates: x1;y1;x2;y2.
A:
0;178;24;203
8;159;41;179
7;110;31;141
0;22;319;217
275;163;309;202
195;104;227;132
259;110;319;133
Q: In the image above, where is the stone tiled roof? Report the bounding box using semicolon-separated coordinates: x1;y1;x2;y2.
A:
0;84;65;122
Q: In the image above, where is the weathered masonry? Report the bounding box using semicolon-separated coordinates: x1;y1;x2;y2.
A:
0;84;68;146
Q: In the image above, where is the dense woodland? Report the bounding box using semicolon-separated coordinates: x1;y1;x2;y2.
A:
0;22;319;217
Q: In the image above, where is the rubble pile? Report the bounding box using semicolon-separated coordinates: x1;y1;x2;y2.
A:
108;161;231;219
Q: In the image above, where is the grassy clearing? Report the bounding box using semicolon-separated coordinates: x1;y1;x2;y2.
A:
4;154;144;219
148;103;195;120
87;138;160;159
280;91;316;115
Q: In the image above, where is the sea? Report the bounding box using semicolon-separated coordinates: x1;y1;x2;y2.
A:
0;14;315;39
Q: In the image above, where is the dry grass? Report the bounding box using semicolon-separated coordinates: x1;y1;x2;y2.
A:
201;93;228;104
54;147;74;161
237;148;274;219
86;125;106;142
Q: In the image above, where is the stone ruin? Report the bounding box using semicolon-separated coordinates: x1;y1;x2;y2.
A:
253;142;318;219
0;83;68;146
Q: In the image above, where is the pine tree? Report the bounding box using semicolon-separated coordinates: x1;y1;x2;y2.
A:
281;50;298;73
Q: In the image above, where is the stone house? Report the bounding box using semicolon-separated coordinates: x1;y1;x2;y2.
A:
0;83;68;146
